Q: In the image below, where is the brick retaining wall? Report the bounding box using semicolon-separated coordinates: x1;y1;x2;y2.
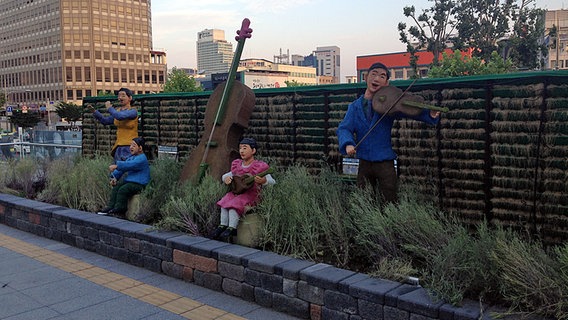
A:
0;193;488;319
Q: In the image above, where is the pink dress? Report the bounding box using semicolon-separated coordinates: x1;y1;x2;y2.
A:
216;159;270;216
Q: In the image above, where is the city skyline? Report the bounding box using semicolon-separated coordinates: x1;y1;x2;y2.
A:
152;0;564;82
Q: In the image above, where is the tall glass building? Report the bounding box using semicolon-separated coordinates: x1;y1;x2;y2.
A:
196;29;233;76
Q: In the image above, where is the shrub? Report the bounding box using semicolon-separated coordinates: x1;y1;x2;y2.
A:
37;154;110;212
154;174;226;236
136;157;183;223
491;230;568;319
256;165;356;267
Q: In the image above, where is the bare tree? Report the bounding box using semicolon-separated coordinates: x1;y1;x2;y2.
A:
398;0;458;76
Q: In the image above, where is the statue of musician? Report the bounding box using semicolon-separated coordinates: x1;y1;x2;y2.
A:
209;138;275;241
336;62;441;204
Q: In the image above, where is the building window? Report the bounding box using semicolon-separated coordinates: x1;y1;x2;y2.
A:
394;69;403;79
67;90;73;100
84;67;91;82
96;67;103;82
76;90;83;100
66;67;73;81
75;67;82;82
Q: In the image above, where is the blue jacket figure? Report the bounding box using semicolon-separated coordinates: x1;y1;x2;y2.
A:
98;137;150;217
337;62;440;203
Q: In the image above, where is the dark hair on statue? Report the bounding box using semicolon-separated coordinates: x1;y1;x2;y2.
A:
118;87;133;97
239;137;257;149
132;137;145;149
367;62;390;79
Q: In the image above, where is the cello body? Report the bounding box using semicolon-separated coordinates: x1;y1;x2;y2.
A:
179;81;256;183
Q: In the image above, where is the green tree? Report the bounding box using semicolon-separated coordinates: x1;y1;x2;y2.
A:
9;111;41;129
454;0;546;69
55;102;83;129
398;0;458;75
507;5;547;69
163;67;203;93
454;0;516;62
428;50;514;78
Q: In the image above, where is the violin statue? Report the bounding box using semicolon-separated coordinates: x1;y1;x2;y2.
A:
372;85;448;116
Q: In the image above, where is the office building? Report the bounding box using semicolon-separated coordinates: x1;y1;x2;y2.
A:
545;9;568;70
196;29;234;75
314;46;340;84
0;0;167;109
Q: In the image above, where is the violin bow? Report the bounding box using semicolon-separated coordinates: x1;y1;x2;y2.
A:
197;18;253;181
354;78;417;150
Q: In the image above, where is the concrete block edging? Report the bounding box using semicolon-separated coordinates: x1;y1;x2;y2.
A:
0;194;483;320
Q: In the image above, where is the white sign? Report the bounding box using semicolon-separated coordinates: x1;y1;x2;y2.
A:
245;74;288;89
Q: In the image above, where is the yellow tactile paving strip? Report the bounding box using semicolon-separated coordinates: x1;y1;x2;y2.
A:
0;233;246;320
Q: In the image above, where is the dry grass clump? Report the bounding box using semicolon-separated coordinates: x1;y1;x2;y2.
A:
154;174;225;236
36;155;110;212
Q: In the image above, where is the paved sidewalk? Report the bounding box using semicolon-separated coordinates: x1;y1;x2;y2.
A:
0;224;300;320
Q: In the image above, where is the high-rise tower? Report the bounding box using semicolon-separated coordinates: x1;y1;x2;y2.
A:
0;0;167;108
314;46;340;84
196;29;234;76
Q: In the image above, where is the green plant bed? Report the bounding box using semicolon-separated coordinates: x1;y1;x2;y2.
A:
1;156;567;319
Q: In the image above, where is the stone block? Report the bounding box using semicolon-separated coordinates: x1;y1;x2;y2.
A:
222;278;243;297
245;268;262;287
298;280;325;305
124;237;141;252
324;290;358;315
260;273;283;293
126;194;140;221
162;261;183;279
273;292;310;319
349;277;401;305
322;306;350;320
236;212;262;247
384;305;409;320
254;287;273;308
194;270;222;291
359;298;384;320
385;284;420;307
283;278;298;297
398;288;444;318
241;282;255;302
127;251;144;267
245;251;292;273
142;255;162;273
219;261;245;281
274;258;316;280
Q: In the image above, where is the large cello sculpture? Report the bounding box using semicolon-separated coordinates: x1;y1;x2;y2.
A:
179;19;255;183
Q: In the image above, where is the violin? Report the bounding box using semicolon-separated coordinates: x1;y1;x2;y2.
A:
179;19;255;184
372;85;448;116
230;167;274;195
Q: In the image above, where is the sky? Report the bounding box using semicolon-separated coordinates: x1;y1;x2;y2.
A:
152;0;565;82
